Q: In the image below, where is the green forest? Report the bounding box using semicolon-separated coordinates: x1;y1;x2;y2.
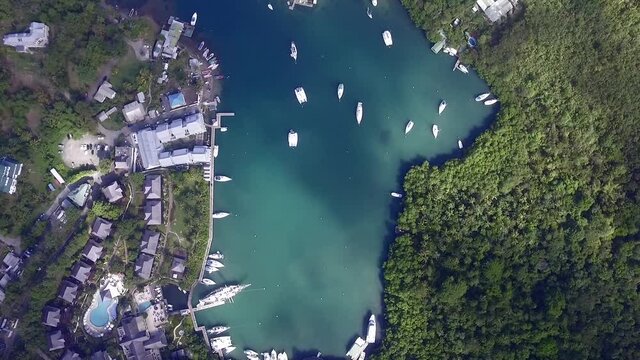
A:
378;0;640;359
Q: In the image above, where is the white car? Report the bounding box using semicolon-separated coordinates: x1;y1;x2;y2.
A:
131;133;138;144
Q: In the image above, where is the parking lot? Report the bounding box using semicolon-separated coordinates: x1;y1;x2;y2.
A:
61;134;111;168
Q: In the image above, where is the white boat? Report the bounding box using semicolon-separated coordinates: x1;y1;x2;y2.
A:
277;352;288;360
205;265;219;273
346;337;368;360
213;145;219;158
201;278;216;286
371;0;377;7
382;30;393;47
206;259;224;268
366;314;376;343
405;120;414;134
356;102;363;124
288;130;298;148
263;353;272;360
199;284;251;307
458;139;463;149
203;48;209;58
198;41;205;51
337;83;344;100
432;124;440;138
458;64;469;73
221;127;228;132
475;93;490;101
191;12;198;26
294;87;307;104
210;336;232;351
225;347;237;354
209;251;224;260
290;41;297;62
267;3;273;10
367;7;372;18
453;59;460;71
207;326;229;335
438;100;447;115
212;212;230;219
391;192;403;198
271;350;277;360
245;350;259;358
484;99;498;105
214;175;232;182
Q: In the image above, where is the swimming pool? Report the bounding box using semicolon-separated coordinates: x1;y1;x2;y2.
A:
89;298;117;327
138;300;152;313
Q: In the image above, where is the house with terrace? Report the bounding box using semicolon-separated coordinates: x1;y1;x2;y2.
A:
70;260;93;285
144;175;162;200
91;218;113;241
58;279;79;305
102;182;124;203
135;254;155;280
141;231;160;256
42;305;61;328
47;329;65;351
82;240;104;264
144;200;162;226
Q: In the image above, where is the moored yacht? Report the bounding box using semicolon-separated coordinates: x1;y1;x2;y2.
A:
206;259;224;268
432;124;440;138
288;130;298;148
371;0;377;6
209;251;224;260
245;350;259;358
198;41;205;51
382;30;393;47
356;102;363;124
268;3;274;10
207;326;229;335
201;278;216;286
458;64;469;73
346;337;368;360
214;175;232;182
484;99;498;105
212;212;230;219
203;48;209;58
213;145;219;158
294;87;307;104
191;12;198;26
458;139;464;149
271;350;277;360
290;41;298;62
366;314;377;343
475;92;490;101
405;120;414;134
367;6;372;18
337;83;344;100
277;352;289;360
205;265;219;273
438;100;447;115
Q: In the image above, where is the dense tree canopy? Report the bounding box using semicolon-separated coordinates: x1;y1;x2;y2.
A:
378;1;640;359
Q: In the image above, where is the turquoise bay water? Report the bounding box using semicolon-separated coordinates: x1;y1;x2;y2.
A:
178;0;494;356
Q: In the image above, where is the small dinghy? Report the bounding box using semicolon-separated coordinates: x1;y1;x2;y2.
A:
337;83;344;100
391;192;403;198
191;12;198;26
212;211;230;219
198;41;205;51
382;30;393;47
367;7;372;19
438;100;447;115
405;120;414;134
268;3;273;10
432;124;440;138
458;139;464;149
356;102;363;124
214;175;231;182
484;99;498;105
288;129;298;148
475;93;490;102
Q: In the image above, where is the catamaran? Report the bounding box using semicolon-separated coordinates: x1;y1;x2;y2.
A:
288;130;298;148
198;41;205;51
484;99;498;105
458;139;464;149
290;41;298;62
391;192;403;198
214;175;232;182
191;12;198;26
207;326;230;335
209;251;224;260
405;120;414;134
356;102;363;124
432;124;440;138
366;314;377;343
367;7;372;18
382;30;393;47
294;87;307;104
337;83;344;100
206;259;224;268
475;93;490;101
438;100;447;115
212;212;230;219
201;278;216;286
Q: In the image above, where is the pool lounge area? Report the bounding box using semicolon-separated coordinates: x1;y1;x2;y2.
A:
83;274;125;337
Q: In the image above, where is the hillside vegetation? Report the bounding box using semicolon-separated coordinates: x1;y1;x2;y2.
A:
379;1;640;359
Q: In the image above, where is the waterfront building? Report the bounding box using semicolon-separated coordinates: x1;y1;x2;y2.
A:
474;0;517;22
170;257;186;279
47;329;65;351
115;146;134;171
0;156;23;194
160;19;184;59
42;305;61;327
82;240;104;264
91;218;113;241
2;22;49;53
102;181;124;203
117;314;167;359
58;279;79;304
93;81;117;103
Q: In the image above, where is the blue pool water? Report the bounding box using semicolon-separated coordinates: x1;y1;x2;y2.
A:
90;298;116;327
138;300;152;313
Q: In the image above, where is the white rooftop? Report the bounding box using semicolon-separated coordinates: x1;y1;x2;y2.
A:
3;22;49;53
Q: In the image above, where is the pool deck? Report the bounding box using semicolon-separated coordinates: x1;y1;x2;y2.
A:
187;112;235;356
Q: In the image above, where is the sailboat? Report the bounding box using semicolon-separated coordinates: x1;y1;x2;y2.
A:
367;7;372;19
438;100;447;115
356;102;363;124
484;99;498;105
203;48;210;58
277;353;289;360
214;175;232;182
475;93;490;101
290;41;298;62
271;350;277;360
405;120;414;134
366;314;377;343
191;12;198;26
198;41;205;51
268;3;274;10
458;139;464;149
432;124;440;138
337;83;344;100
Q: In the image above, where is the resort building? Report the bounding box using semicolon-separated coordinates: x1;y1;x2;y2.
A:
82;240;104;264
0;157;23;194
67;183;91;207
160;19;184;59
47;329;65;351
140;231;160;256
135;254;155;280
474;0;517;22
2;22;49;53
144;200;162;226
58;279;79;304
61;349;81;360
144;175;162;200
102;181;124;203
117;314;167;359
91;218;113;241
97;107;118;122
70;260;93;284
84;274;125;337
115;146;134;171
122;100;146;123
170;257;186;279
42;306;61;327
93;81;117;103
